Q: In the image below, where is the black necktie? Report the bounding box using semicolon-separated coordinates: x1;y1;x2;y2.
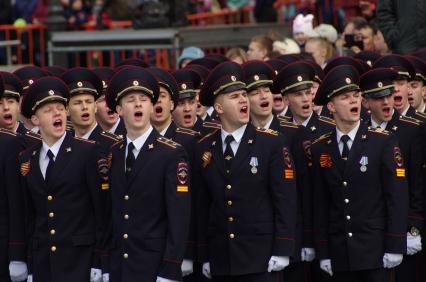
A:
341;135;350;161
224;135;235;173
45;150;55;183
126;142;135;178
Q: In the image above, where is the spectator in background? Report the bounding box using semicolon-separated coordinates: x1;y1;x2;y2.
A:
304;37;333;68
273;38;301;55
32;0;48;24
247;35;273;61
226;0;249;9
0;0;13;64
62;0;92;30
354;21;375;51
359;0;376;21
13;0;38;24
254;0;277;22
377;0;426;54
373;24;390;55
292;13;314;50
177;46;205;69
225;47;248;64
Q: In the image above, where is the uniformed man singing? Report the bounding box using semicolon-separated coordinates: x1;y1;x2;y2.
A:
311;65;409;282
195;61;297;282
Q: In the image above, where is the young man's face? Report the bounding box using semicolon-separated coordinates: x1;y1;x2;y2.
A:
0;97;20;131
151;86;174;125
214;89;249;128
248;86;273;120
408;80;425;110
96;94;119;129
393;79;409;113
67;94;97;130
31;102;67;140
116;92;153;133
172;97;197;129
362;94;394;123
328;91;361;123
247;41;266;61
284;88;313;121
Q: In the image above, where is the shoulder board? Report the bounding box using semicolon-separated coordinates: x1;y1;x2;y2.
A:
312;132;332;145
368;126;390;135
157;136;181;149
100;131;121;142
24;131;42;140
279;120;299;129
318;116;336;125
111;139;124;148
414;111;426;119
176;127;199;136
277;114;291;121
399;115;421;126
73;136;96;144
256;128;279;136
0;128;17;137
203;121;221;129
197;129;219;144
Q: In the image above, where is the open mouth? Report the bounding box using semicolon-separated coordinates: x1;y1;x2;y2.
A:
134;111;143;118
240;106;248;114
394;95;402;103
155;106;163;114
408;96;414;103
302;104;310;110
260;101;269;108
107;110;115;116
3;114;12;122
273;96;283;103
53;119;63;128
383;107;391;115
350;106;359;114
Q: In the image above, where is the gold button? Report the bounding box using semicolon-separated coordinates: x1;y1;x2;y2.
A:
228;217;234;222
343;181;348;187
227;200;233;206
47;195;53;201
51;246;56;252
50;229;56;235
344;199;349;204
123;234;128;239
49;212;54;218
123;253;128;259
124;195;129;200
346;215;351;220
124;214;129;220
229;233;235;239
226;185;232;190
348;232;353;237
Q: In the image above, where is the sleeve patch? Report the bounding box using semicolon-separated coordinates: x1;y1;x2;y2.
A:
319;153;333;168
393;147;404;167
20;161;30;176
177;161;189;192
97;158;109;181
283;147;294;179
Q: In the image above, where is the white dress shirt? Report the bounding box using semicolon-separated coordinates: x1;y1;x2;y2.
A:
401;105;410;116
370;118;388;130
336;121;360;155
221;124;247;155
262;116;274;130
109;118;121;134
159;122;171;136
125;126;153;168
39;133;66;179
77;123;98;140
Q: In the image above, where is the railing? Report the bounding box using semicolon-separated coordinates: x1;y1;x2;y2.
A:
187;6;255;26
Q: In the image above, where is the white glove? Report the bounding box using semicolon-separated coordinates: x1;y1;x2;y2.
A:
156;277;178;282
202;262;212;279
267;256;290;272
27;274;33;282
407;233;422;255
301;248;316;262
383;253;403;268
90;268;102;282
9;261;28;282
102;273;109;282
319;259;333;276
181;259;194;277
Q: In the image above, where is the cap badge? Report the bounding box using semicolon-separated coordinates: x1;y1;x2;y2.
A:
254;75;260;81
378;82;383;88
29;79;34;85
231;75;236;82
181;83;187;90
133;80;139;86
345;78;351;84
274;70;278;75
77;81;83;87
367;60;372;67
48;90;54;96
297;76;303;82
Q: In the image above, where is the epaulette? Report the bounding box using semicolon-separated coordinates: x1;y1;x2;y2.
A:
399;115;422;126
368;126;390;135
414;111;426;119
318;116;336;125
0;128;17;137
197;129;219;144
100;131;121;142
203;121;221;129
24;131;42;141
157;136;181;149
176;127;199;136
312;132;332;145
256;128;279;136
277;114;291;121
279;120;299;129
74;136;96;144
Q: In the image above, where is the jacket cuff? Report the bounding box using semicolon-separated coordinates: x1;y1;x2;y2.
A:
385;233;406;254
273;236;294;256
8;241;27;261
158;259;182;281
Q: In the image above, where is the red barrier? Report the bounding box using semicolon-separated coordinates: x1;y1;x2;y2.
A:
0;24;47;66
187;6;254;26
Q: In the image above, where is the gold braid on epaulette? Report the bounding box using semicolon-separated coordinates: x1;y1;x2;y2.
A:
367;126;390;135
415;111;426;119
399;115;422;126
25;131;42;140
203;121;221;129
311;132;331;145
256;128;279;136
0;128;17;137
176;127;199;136
100;131;121;142
277;115;291;121
157;136;180;149
73;136;96;144
197;130;218;144
318;116;336;125
279;121;299;129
